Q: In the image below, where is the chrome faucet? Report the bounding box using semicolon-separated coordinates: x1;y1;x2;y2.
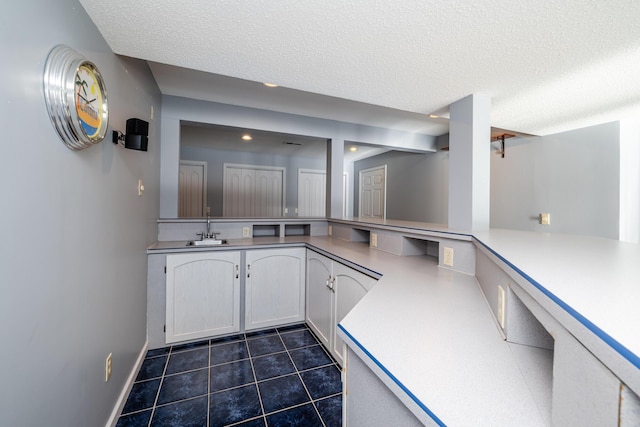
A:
197;213;218;240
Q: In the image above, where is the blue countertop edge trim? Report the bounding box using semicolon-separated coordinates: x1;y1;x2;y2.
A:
337;323;446;427
332;218;639;370
473;237;640;371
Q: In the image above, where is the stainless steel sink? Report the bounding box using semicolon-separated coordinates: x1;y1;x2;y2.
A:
187;239;227;246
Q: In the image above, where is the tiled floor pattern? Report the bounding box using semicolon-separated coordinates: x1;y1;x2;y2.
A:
116;324;342;427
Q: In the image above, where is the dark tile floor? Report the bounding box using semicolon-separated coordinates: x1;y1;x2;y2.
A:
116;324;342;427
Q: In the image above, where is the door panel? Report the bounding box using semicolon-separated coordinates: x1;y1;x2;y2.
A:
179;161;207;217
255;169;283;217
166;252;241;343
245;248;305;330
298;169;326;217
306;252;333;348
224;165;283;217
359;166;386;219
332;263;375;365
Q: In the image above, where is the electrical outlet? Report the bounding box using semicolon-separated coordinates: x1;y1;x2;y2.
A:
371;233;377;247
284;208;288;214
539;213;551;225
497;285;506;329
443;247;454;267
105;353;112;382
242;227;250;238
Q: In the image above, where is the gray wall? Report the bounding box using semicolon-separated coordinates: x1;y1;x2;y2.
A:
180;144;326;217
0;1;161;426
160;96;437;217
491;121;620;239
353;121;621;239
354;151;449;223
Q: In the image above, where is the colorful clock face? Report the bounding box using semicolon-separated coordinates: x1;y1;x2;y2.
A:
75;64;104;139
43;45;109;150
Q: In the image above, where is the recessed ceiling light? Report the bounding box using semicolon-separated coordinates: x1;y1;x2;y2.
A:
349;146;358;152
241;134;252;141
263;82;278;88
429;114;439;119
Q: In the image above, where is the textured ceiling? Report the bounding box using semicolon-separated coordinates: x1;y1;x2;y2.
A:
79;0;640;136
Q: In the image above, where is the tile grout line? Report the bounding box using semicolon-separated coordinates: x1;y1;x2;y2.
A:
244;336;268;426
278;328;328;427
119;325;340;426
146;346;172;427
207;338;211;427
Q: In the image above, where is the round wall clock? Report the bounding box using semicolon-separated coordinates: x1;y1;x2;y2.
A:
43;45;109;150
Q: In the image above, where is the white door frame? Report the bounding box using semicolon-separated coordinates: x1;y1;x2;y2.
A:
223;163;286;216
358;165;387;219
343;172;349;218
179;160;208;217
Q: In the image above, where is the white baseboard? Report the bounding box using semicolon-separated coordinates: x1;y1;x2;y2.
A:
105;341;149;427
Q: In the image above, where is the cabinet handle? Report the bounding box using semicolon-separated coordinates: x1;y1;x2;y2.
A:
327;276;335;292
247;264;251;278
235;265;239;279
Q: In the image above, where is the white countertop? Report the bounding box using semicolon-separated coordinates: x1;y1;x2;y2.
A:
149;220;640;425
324;237;548;425
331;222;640;426
472;229;640;370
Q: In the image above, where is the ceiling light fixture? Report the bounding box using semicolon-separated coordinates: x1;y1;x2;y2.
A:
241;134;252;141
349;146;358;152
429;114;439;119
263;82;278;88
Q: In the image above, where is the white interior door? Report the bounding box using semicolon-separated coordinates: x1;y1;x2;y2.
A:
298;169;326;217
255;169;284;217
359;165;386;219
179;161;207;217
223;164;284;216
223;166;249;217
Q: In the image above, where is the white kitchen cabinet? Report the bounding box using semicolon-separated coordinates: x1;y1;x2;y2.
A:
306;251;333;349
165;251;241;344
306;250;376;366
245;247;306;331
332;262;375;365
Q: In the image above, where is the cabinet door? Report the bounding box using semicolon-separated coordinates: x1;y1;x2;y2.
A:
332;263;376;365
166;251;241;344
306;251;333;348
245;248;306;331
